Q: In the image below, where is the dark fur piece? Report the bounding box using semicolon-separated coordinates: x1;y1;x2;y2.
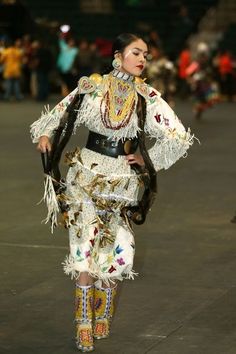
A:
121;94;157;225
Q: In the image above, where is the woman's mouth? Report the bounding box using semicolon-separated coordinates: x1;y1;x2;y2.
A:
136;65;144;70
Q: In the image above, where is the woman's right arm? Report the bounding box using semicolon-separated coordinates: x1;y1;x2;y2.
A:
37;135;52;153
31;75;101;151
30;87;79;146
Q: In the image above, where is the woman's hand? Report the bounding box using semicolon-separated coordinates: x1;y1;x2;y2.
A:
126;154;145;166
37;135;52;153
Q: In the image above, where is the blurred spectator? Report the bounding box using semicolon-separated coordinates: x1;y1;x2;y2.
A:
146;45;176;106
57;34;78;96
33;41;53;101
186;47;219;119
21;34;33;94
1;38;24;100
0;37;6;96
177;44;191;98
73;39;97;78
217;50;234;101
148;29;162;50
28;40;40;98
89;42;102;73
197;42;209;55
95;37;112;72
178;4;193;28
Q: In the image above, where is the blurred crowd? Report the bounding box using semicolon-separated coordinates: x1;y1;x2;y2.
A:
0;30;236;112
146;37;236;117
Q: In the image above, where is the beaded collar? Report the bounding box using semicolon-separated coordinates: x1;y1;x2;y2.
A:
101;71;136;129
112;69;134;82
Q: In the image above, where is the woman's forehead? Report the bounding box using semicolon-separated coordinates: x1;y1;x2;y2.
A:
125;39;148;52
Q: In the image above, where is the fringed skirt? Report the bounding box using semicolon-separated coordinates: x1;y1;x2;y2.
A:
62;147;140;284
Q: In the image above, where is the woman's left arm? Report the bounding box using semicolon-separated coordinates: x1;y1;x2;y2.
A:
144;88;194;171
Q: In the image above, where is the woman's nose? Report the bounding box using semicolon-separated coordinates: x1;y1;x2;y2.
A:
140;54;145;62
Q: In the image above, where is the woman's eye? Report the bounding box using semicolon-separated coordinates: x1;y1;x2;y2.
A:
132;52;139;56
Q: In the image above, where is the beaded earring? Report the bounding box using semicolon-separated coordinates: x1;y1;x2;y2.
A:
112;57;122;70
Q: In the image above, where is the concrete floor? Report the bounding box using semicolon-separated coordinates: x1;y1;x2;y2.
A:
0;97;236;354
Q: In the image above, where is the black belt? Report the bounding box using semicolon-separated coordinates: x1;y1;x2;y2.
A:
86;131;139;158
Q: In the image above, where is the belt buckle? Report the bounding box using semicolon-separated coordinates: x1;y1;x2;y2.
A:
124;140;132;154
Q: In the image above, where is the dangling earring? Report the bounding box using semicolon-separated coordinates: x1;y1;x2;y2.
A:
112;57;122;70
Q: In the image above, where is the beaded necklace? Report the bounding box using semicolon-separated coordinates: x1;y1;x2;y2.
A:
100;72;137;130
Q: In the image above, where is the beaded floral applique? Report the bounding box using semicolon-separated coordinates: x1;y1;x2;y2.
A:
78;76;97;94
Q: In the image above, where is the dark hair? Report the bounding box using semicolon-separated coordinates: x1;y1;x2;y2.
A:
101;33;145;75
112;33;145;56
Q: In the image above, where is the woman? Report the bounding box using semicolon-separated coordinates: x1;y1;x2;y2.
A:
30;33;193;352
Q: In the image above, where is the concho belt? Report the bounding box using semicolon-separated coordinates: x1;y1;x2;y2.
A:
86;131;138;158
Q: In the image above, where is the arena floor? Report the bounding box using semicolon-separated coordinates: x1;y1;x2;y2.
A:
1;97;236;354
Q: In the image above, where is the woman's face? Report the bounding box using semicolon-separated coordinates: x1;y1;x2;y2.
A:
118;39;148;77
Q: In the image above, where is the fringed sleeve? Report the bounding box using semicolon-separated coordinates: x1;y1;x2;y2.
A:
30;87;78;143
144;88;195;171
30;87;79;233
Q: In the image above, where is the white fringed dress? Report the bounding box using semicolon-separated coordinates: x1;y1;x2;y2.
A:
30;70;194;283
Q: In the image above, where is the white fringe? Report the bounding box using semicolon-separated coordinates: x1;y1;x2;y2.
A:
74;94;141;141
39;174;60;233
62;254;138;284
124;270;139;280
62;254;78;279
148;128;195;171
30;105;58;143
